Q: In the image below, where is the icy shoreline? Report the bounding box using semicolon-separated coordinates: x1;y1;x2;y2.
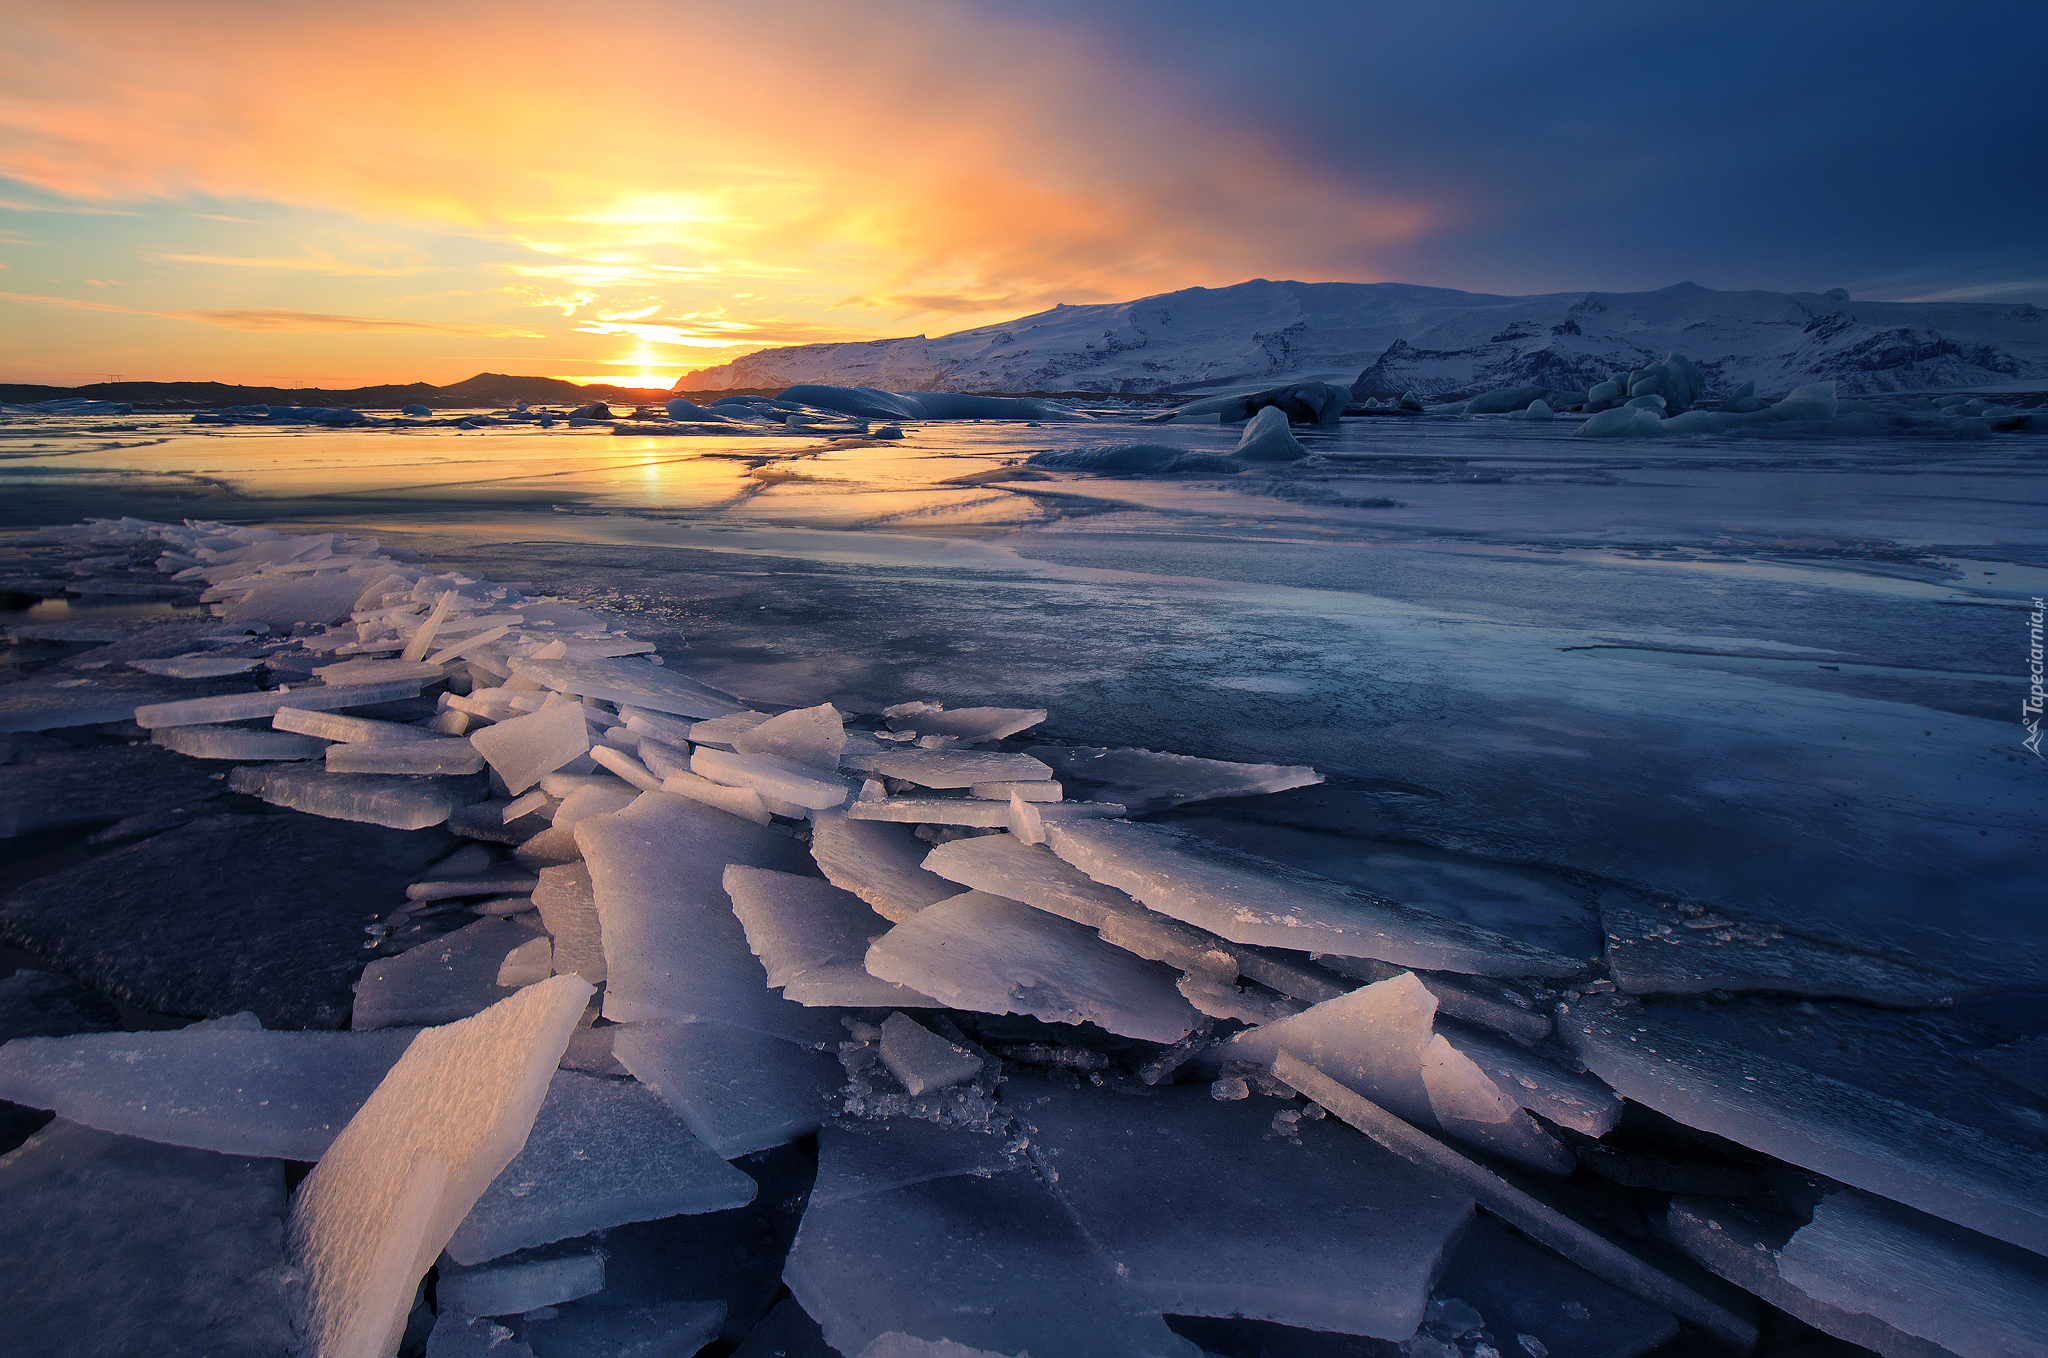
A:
0;516;2043;1357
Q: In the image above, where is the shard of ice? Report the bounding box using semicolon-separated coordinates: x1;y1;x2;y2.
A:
228;764;485;830
353;916;550;1030
734;702;846;769
469;702;592;796
1438;1018;1623;1137
807;809;960;923
128;653;263;679
274;707;438;743
287;975;593;1358
784;1119;1200;1358
883;701;1047;744
865;890;1201;1043
877;1012;983;1096
1046;819;1584;977
530;863;606;984
839;747;1053;789
691;747;850;811
508;656;747;720
153;725;326;761
438;1249;606;1317
1565;997;2048;1256
845;797;1125;828
550;781;640;829
327;738;485;776
1025;745;1321;812
445;1070;757;1266
576;791;843;1042
1228;973;1573;1172
724;866;937;1008
221;573;366;626
134;678;423;729
660;768;774;823
612;1019;842;1158
683;709;772;746
0;1023;418;1159
1015;1073;1473;1336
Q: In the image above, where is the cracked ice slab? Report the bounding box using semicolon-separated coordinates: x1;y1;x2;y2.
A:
469;702;591;796
1025;746;1321;813
154;726;326;761
691;747;851;811
327;738;485;776
845;797;1125;828
808;809;960;923
1013;1073;1474;1338
134;678;424;729
0;1021;418;1159
575;791;844;1043
1564;996;2048;1257
864;889;1201;1043
838;748;1053;789
724;866;939;1008
288;976;593;1358
445;1070;757;1266
785;1118;1201;1358
612;1019;842;1158
1045;819;1585;978
508;656;748;720
354;916;550;1030
228;764;486;830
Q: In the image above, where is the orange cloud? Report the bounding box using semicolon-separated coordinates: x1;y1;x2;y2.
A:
0;0;1438;327
0;291;538;336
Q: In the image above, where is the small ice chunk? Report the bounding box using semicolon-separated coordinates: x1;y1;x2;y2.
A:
508;656;747;720
632;736;690;780
309;658;450;688
495;937;554;988
865;890;1201;1043
878;1012;981;1096
134;678;422;729
153;725;325;761
884;702;1047;744
407;869;542;901
438;1249;605;1317
1045;819;1583;978
273;707;437;743
969;780;1061;801
446;1070;756;1266
612;1019;842;1158
221;573;365;626
618;706;700;746
227;764;484;830
328;738;486;775
660;768;773;824
808;808;959;922
577;792;843;1042
501;789;552;822
128;653;263;679
531;864;606;984
353;916;549;1030
551;782;639;828
724;866;938;1008
287;975;594;1358
1024;745;1320;813
692;747;849;810
590;743;665;793
1233;404;1308;460
0;1024;417;1159
846;798;1125;828
512;825;582;870
839;747;1053;789
683;709;772;746
470;703;591;796
734;702;846;770
425;1312;533;1358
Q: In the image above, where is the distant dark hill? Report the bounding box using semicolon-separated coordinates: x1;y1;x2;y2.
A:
0;372;777;411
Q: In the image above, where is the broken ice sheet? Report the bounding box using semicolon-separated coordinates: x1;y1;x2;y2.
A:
1045;819;1585;978
228;764;486;830
865;889;1201;1043
128;652;263;678
153;725;326;761
446;1070;756;1266
877;1012;982;1096
524;1299;727;1358
531;863;606;984
785;1118;1200;1358
1430;1217;1679;1358
613;1019;842;1158
577;791;844;1043
1228;973;1573;1173
883;701;1047;744
839;746;1053;788
288;975;592;1358
438;1246;606;1317
134;677;424;729
1015;1073;1474;1338
0;1121;300;1358
845;797;1125;828
808;809;961;923
354;915;550;1030
272;706;437;743
724;866;939;1008
328;737;486;776
1026;745;1321;813
734;701;846;769
692;746;851;810
509;655;747;720
1564;995;2048;1257
0;1022;417;1159
469;702;592;796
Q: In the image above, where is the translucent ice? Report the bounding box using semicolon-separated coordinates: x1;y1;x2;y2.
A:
524;1299;726;1358
882;702;1047;744
470;703;592;796
551;781;641;829
228;764;485;830
0;1023;417;1158
531;864;606;984
807;809;960;923
154;725;326;761
438;1249;605;1317
576;791;842;1042
877;1012;982;1096
288;975;593;1358
1440;1019;1623;1137
509;656;748;720
683;709;773;746
328;738;485;776
425;1312;533;1358
1232;405;1307;461
845;797;1124;828
591;743;666;793
1023;746;1321;813
128;653;263;678
612;1019;842;1158
274;707;438;743
445;1070;756;1266
660;769;774;824
865;890;1200;1042
135;678;423;729
724;866;936;1007
734;702;846;770
838;747;1053;789
353;916;550;1030
1045;819;1583;977
691;747;850;810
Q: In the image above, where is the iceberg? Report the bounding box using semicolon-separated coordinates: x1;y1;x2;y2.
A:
1231;405;1308;461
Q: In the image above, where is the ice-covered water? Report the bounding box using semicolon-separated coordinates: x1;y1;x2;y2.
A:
3;410;2042;992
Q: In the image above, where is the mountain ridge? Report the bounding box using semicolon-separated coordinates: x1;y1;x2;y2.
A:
680;279;2048;398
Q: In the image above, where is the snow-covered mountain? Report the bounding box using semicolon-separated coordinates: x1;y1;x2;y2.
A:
680;279;2048;398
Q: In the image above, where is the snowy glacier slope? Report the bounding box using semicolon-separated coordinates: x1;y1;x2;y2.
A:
681;279;2048;398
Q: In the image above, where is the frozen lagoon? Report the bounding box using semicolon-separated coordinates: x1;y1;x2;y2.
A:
1;401;2045;1356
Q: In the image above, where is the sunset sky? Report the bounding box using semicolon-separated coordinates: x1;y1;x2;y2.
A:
1;0;2039;389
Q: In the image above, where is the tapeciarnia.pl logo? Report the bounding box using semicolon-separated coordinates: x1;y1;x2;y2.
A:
2026;596;2044;758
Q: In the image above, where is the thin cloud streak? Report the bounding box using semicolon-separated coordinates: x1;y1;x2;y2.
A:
0;291;539;336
